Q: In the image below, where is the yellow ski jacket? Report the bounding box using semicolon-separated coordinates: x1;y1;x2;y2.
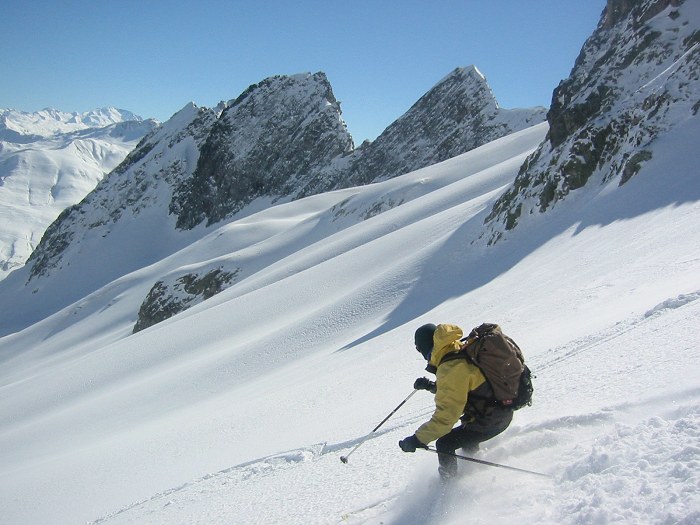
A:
415;324;487;445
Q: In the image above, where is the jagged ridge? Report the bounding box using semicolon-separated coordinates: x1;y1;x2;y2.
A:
8;68;546;333
171;73;354;229
484;0;699;242
344;66;546;186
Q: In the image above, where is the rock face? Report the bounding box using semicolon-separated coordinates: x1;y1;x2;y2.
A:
6;69;545;333
171;73;355;230
484;0;699;241
169;68;545;230
344;66;546;186
133;267;240;333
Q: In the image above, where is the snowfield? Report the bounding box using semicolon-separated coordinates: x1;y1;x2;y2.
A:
0;121;698;524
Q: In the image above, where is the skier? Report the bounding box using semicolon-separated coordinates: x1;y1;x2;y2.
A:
398;323;514;479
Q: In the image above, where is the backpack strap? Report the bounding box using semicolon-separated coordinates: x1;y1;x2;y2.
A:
439;349;469;366
425;335;477;373
438;348;498;401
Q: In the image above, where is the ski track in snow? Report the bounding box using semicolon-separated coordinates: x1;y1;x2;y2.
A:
90;293;700;525
533;290;700;375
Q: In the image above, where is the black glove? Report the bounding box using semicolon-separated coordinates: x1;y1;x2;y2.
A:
413;377;437;393
399;434;427;453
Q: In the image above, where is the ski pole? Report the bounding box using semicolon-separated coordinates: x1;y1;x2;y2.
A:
340;389;418;463
424;448;550;478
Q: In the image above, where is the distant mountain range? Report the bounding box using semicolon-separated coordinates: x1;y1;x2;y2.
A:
0;107;146;142
0;108;158;279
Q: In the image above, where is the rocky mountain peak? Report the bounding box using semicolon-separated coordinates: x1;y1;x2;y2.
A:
601;0;682;29
342;65;546;186
24;102;217;284
171;72;354;229
484;0;699;242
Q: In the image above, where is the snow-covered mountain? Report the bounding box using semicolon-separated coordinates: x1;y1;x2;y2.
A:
343;66;546;186
171;72;355;230
0;70;544;335
0;1;698;524
484;0;700;242
0;108;158;279
0;107;145;142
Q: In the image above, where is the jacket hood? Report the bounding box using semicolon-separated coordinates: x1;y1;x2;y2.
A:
427;324;464;369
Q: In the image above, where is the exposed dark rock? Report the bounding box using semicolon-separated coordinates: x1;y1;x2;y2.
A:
484;0;699;242
344;67;546;186
133;267;239;333
171;73;354;229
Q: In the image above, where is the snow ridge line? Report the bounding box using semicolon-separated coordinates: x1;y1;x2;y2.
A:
643;291;700;318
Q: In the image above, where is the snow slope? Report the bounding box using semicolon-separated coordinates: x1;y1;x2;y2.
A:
0;121;698;524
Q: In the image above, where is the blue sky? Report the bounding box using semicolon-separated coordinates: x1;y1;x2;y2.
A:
2;1;606;142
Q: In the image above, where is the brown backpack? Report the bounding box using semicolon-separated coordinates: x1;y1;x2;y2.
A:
462;323;532;409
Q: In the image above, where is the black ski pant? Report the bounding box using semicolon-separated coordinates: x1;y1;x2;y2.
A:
435;416;512;476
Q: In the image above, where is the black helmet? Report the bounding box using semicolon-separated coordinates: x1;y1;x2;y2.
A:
414;323;437;360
